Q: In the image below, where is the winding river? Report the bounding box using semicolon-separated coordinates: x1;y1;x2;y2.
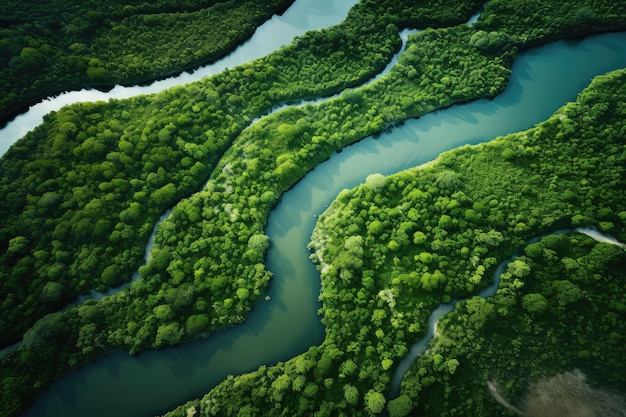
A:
9;28;423;313
0;0;361;358
0;0;359;155
3;3;625;417
20;29;626;417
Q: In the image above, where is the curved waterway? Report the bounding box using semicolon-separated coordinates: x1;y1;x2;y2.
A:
249;27;421;124
1;0;363;358
22;30;626;417
0;0;359;155
388;227;626;398
8;27;422;316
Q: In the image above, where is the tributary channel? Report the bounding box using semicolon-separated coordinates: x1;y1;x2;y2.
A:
0;0;359;155
8;5;626;417
388;228;626;399
22;29;626;417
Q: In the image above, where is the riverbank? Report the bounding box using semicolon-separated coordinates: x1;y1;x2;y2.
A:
0;0;360;155
160;54;626;417
0;0;297;124
388;227;626;399
15;27;626;417
303;67;626;416
2;1;626;416
1;1;487;415
406;230;626;416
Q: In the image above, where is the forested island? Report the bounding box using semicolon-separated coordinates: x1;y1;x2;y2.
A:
1;0;625;416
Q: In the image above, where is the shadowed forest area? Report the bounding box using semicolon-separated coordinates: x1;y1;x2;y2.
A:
0;0;295;122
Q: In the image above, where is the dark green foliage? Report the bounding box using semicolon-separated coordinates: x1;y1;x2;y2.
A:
475;0;626;46
310;68;626;416
2;0;487;348
0;0;296;122
0;1;495;415
407;234;626;416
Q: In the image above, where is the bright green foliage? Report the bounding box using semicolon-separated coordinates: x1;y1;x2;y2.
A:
343;384;360;406
248;234;270;252
387;395;413;417
309;69;626;416
155;322;184;348
365;389;386;414
468;30;512;54
508;259;531;278
0;0;490;349
170;51;626;417
2;0;626;416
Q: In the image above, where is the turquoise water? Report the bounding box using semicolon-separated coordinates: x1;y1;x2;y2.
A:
21;23;626;417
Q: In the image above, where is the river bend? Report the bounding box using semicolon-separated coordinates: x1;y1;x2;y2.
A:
0;0;359;156
20;30;626;417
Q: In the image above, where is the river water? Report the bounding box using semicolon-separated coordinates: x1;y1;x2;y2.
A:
387;228;626;398
0;0;361;358
0;0;359;155
18;28;423;316
5;0;626;413
20;29;626;417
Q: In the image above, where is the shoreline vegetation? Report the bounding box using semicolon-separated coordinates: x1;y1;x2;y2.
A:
0;0;487;350
1;0;626;416
173;66;626;417
0;0;296;124
386;226;624;400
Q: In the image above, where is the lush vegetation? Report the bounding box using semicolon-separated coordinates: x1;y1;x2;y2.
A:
165;66;626;417
0;0;484;349
405;232;626;416
475;0;626;46
0;0;296;122
0;0;488;414
1;0;626;416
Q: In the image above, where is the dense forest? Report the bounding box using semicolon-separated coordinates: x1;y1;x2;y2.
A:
0;0;487;350
160;65;626;417
1;0;626;416
306;68;626;416
0;0;295;122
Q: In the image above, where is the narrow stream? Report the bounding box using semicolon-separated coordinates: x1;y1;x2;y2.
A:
4;27;423;324
2;1;480;327
250;27;422;123
387;228;626;398
1;13;422;345
2;0;625;413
